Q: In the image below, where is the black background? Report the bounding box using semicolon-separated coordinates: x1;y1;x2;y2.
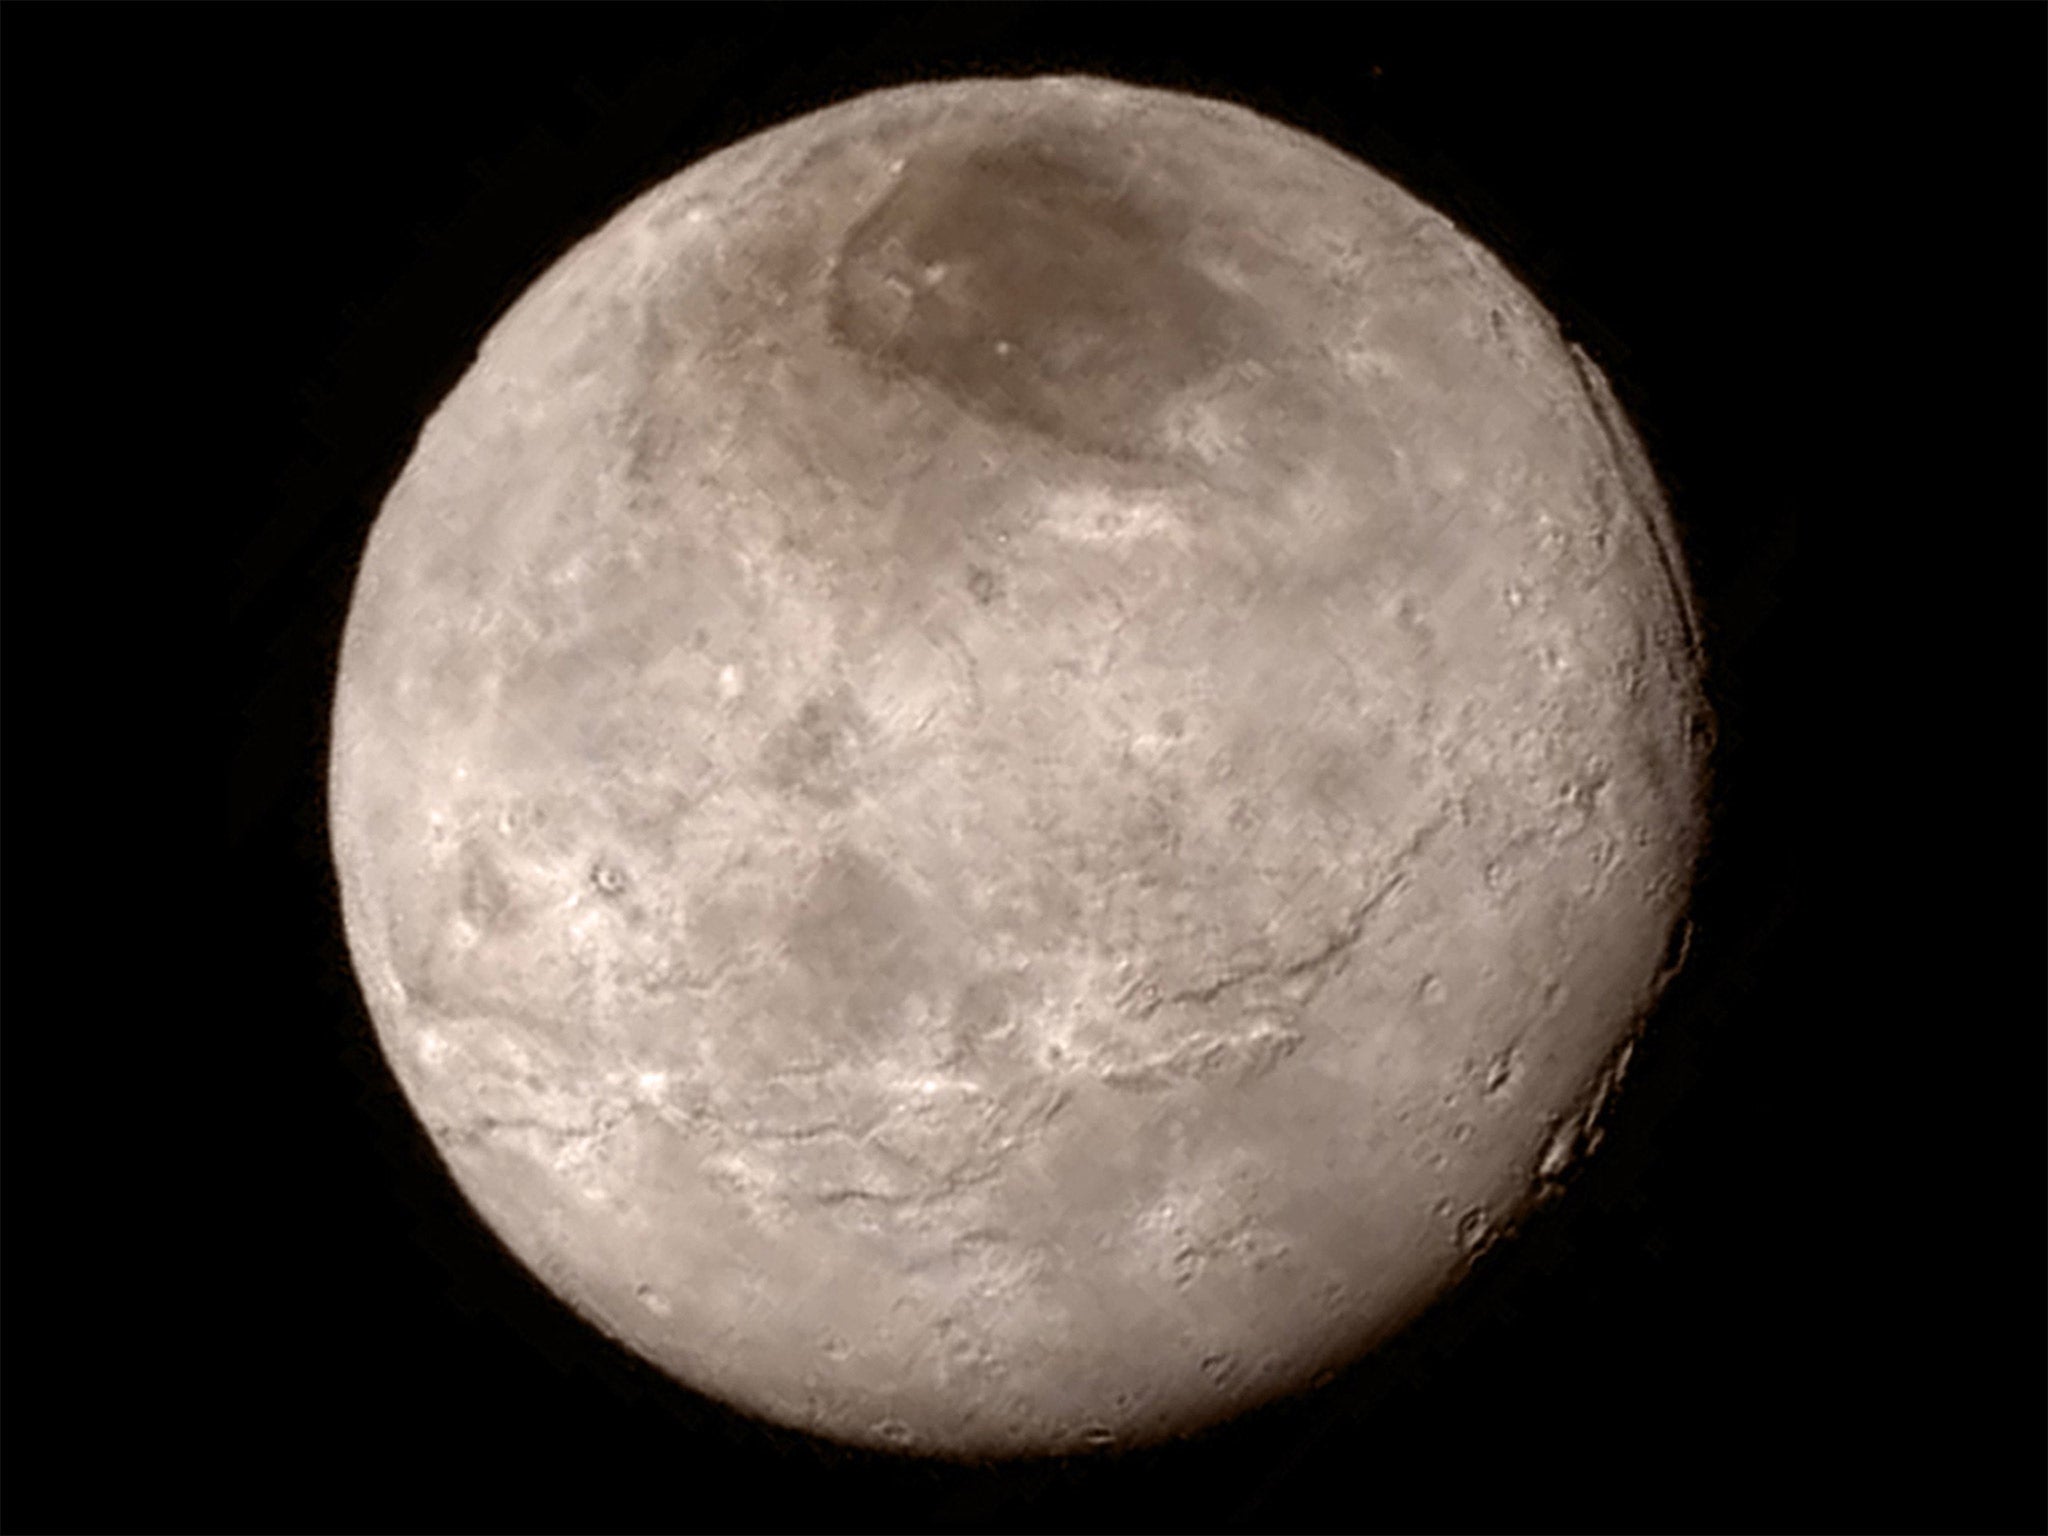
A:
10;4;2045;1532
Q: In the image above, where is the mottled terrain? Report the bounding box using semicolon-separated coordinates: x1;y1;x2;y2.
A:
329;76;1708;1456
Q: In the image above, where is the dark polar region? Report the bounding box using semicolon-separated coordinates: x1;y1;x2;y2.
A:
328;75;1709;1460
826;130;1270;460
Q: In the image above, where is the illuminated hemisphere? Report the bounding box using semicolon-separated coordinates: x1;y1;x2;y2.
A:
328;76;1709;1456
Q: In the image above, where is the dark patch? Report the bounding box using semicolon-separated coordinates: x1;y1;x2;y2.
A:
618;295;691;490
456;839;521;935
759;686;873;807
949;971;1023;1061
401;838;535;1020
826;131;1260;459
781;848;936;1057
965;564;1000;605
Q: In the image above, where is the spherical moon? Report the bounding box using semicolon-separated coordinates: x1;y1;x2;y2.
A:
329;75;1709;1457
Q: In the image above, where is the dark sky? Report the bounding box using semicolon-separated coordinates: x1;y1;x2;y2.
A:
13;5;2045;1532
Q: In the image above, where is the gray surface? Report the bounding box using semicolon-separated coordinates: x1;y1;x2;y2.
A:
328;75;1709;1457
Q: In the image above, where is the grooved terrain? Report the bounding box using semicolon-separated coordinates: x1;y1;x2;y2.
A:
328;75;1709;1458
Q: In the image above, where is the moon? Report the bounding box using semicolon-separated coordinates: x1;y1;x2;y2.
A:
329;75;1708;1457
